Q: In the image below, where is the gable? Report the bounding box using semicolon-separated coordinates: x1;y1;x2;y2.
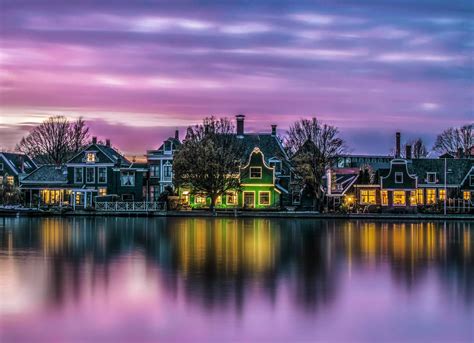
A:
381;159;417;189
67;144;119;164
240;148;274;185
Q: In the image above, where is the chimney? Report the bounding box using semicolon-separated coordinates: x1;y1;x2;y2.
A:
106;139;111;148
395;132;401;158
236;114;245;137
271;124;277;137
92;136;97;144
406;144;412;160
457;147;463;158
175;129;179;140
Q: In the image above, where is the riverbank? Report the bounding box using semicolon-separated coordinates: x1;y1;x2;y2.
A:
1;209;473;220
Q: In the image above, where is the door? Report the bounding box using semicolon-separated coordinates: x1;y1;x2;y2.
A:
243;192;255;208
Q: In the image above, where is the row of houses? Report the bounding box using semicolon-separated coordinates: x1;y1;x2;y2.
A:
1;115;473;211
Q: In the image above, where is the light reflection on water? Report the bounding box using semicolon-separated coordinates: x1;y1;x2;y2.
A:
0;217;473;342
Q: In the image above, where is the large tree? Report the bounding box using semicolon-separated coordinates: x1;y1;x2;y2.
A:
173;117;244;211
16;116;89;165
433;123;473;156
286;118;345;211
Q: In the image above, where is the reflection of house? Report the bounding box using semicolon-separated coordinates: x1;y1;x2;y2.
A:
0;152;37;187
21;138;147;207
183;115;291;209
146;131;181;201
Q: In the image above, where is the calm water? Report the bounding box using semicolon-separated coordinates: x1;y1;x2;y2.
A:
0;217;473;342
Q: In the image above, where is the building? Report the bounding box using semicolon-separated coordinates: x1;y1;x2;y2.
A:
0;152;37;187
146;130;181;201
21;138;147;207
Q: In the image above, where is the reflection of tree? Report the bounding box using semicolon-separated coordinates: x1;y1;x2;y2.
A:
1;217;473;313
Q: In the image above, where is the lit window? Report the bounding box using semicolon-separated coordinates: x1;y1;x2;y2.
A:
98;188;107;196
426;189;436;204
360;189;376;204
427;172;436;183
463;191;471;201
121;171;135;186
438;189;446;201
393;191;406;206
98;167;107;183
381;190;388;206
195;195;206;204
410;190;417;206
75;167;84;183
226;191;237;205
395;172;403;184
6;176;14;186
86;152;96;163
250;167;262;179
416;189;424;204
86;167;95;183
259;192;270;205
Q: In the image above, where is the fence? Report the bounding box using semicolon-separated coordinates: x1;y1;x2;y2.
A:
95;201;166;212
446;198;473;213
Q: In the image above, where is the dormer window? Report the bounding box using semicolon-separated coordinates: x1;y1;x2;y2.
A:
86;152;97;163
395;172;403;184
427;172;436;183
164;141;172;154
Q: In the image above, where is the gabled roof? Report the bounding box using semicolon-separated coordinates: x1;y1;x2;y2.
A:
0;152;37;175
148;137;181;157
20;165;67;184
67;143;131;166
410;158;473;186
239;133;288;162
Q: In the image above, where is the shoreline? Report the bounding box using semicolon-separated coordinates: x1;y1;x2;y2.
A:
1;210;473;220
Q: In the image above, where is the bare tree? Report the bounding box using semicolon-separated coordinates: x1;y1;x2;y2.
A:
402;138;428;158
285;118;345;211
16;116;89;165
433;124;473;156
173;117;244;211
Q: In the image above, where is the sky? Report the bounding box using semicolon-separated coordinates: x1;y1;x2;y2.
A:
0;0;473;156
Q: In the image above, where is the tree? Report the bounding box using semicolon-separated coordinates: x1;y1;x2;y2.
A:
433;124;473;156
402;138;428;158
16;116;89;165
286;118;345;211
173;117;244;211
0;177;22;205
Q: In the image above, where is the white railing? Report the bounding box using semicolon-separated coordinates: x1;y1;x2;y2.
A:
95;201;166;212
446;198;473;213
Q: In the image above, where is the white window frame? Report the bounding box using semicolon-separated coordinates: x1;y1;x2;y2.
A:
395;172;403;184
74;167;84;183
427;172;437;184
98;187;107;196
243;191;255;208
470;175;474;186
121;171;135;186
226;191;237;205
250;167;262;179
85;151;97;163
258;191;271;205
86;166;95;184
163;162;172;178
98;167;107;183
150;164;160;177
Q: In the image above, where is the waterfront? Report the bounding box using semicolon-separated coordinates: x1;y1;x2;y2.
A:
0;217;473;342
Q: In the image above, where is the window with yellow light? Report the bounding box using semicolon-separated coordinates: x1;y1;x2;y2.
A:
463;191;471;201
381;190;388;206
86;152;96;163
426;189;436;204
393;191;406;206
360;189;376;204
416;189;424;204
438;189;446;201
410;190;417;206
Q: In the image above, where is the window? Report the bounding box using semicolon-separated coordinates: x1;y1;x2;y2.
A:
464;191;471;201
98;188;107;196
426;189;436;204
86;152;96;163
393;191;406;206
470;175;474;186
98;167;107;183
150;165;160;177
163;163;172;178
121;171;135;186
86;167;95;183
426;172;436;183
438;189;446;201
226;191;237;205
417;189;424;204
381;190;388;206
250;167;262;179
0;163;3;171
6;176;14;185
243;192;255;208
74;167;84;183
259;192;270;205
0;176;3;184
410;190;417;206
360;190;376;204
395;172;403;184
195;195;206;204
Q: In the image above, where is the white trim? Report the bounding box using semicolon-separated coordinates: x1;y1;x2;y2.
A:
98;166;107;184
395;172;403;184
74;167;84;183
242;191;256;208
426;172;437;184
67;163;114;167
85;166;95;184
249;166;262;179
460;166;474;186
0;153;19;175
258;191;271;206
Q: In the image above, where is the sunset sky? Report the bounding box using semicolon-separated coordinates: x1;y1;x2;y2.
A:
0;0;472;155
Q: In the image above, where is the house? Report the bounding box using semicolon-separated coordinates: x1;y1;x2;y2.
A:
146;130;181;201
0;152;37;187
21;138;147;207
182;115;291;209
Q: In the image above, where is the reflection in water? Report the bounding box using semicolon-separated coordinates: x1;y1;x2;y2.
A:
0;217;473;342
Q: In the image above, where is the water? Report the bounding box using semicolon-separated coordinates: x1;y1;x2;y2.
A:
0;217;473;342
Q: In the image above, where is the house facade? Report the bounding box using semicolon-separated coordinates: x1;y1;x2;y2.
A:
0;152;37;187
